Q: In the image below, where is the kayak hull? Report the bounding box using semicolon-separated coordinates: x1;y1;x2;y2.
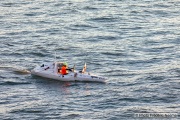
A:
31;62;106;83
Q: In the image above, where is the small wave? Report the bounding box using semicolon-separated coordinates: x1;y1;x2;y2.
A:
24;13;36;16
88;16;118;22
0;81;31;85
101;52;125;56
72;24;95;29
5;43;14;46
156;96;178;103
68;26;93;31
119;97;139;102
54;3;64;7
85;35;118;42
83;6;98;10
30;52;46;57
0;76;6;79
10;108;42;113
62;113;80;119
2;3;15;7
145;75;166;81
97;36;118;40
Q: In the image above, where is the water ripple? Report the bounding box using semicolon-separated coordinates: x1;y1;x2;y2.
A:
0;0;180;119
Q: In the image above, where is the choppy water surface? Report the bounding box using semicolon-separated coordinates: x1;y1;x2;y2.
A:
0;0;180;119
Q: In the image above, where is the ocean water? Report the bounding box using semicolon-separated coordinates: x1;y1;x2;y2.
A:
0;0;180;119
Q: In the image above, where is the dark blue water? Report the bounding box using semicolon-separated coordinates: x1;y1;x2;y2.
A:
0;0;180;119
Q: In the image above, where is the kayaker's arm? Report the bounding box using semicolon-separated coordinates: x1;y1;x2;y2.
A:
66;68;74;71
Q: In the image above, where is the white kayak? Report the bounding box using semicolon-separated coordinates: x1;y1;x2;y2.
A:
31;62;106;83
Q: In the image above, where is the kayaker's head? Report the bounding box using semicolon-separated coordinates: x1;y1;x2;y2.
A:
63;62;68;67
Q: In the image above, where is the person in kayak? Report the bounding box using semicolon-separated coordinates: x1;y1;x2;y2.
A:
60;62;68;75
58;62;73;75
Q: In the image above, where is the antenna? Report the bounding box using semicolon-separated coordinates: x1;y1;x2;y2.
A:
54;50;57;62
